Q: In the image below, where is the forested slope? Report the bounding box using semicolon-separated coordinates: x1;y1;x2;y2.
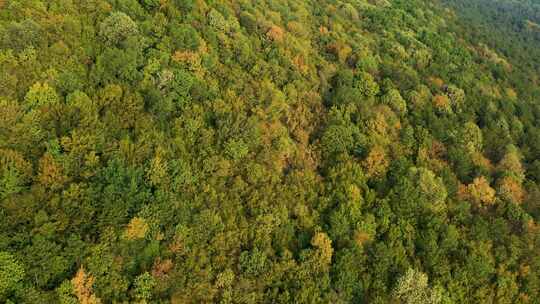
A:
1;0;540;303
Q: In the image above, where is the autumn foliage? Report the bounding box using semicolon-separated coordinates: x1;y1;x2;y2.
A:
467;176;496;205
1;0;540;303
72;267;101;304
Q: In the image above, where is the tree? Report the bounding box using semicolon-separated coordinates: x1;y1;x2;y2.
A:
0;19;43;51
460;122;483;153
141;0;160;9
23;236;71;289
0;166;24;199
57;280;78;304
320;109;359;158
0;252;24;301
497;176;525;204
432;94;451;113
133;272;156;302
239;248;268;276
71;267;101;304
363;145;389;178
124;217;149;240
327;40;353;63
37;153;68;190
207;9;228;31
224;138;249;161
409;167;448;213
467;176;496;205
24;82;59;108
169;24;200;51
311;232;333;268
393;268;443;304
92;46;143;84
354;72;380;99
239;11;258;33
99;12;139;46
498;145;525;181
446;85;465;108
266;25;285;42
382;88;407;115
321;124;356;157
0;149;32;199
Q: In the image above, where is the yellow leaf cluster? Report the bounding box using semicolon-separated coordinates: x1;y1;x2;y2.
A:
327;41;352;63
266;25;285;42
432;94;450;112
363;145;389;178
353;230;372;247
467;176;496;205
311;232;333;266
72;267;101;304
497;176;525;204
125;217;149;240
38;153;68;189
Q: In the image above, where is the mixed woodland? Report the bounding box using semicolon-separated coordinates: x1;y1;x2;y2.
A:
1;0;540;303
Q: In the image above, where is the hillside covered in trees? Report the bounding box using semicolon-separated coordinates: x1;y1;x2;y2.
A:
1;0;540;303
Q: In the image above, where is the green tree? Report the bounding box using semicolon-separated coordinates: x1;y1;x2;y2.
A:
354;72;380;99
0;252;24;301
24;82;59;108
382;88;407;115
408;167;448;213
393;268;443;304
133;272;156;302
57;280;78;304
169;24;201;51
498;145;525;181
99;12;139;46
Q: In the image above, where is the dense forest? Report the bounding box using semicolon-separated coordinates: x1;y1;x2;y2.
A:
1;0;540;303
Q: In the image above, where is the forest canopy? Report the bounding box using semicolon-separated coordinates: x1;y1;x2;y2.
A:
1;0;540;303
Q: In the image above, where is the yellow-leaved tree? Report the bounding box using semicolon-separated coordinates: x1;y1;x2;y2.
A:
72;267;101;304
